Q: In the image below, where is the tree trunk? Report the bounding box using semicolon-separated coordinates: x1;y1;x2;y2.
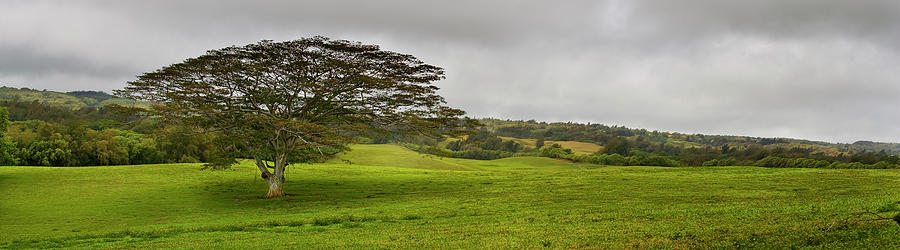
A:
256;157;287;198
264;174;285;198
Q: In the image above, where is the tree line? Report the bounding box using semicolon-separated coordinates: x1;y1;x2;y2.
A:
3;100;899;169
465;119;900;169
0;101;217;166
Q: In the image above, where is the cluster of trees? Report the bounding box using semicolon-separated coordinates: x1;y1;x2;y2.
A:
538;143;682;167
65;91;116;103
441;130;525;160
0;107;17;165
388;119;900;169
692;144;900;169
477;119;900;169
0;102;217;166
6;98;899;170
751;156;899;169
403;131;527;160
484;119;900;154
446;130;523;152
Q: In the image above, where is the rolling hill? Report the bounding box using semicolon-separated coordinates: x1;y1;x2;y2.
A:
482;118;900;155
0;86;146;109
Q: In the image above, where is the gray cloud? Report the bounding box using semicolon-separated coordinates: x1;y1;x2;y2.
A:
2;0;900;143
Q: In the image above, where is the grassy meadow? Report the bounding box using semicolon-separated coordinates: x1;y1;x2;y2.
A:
1;144;899;248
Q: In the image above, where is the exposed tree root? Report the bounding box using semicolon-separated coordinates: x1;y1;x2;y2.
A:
265;186;285;198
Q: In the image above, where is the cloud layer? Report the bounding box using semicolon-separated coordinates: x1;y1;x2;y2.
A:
2;0;900;143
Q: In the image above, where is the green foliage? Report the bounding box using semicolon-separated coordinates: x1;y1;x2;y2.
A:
66;91;116;103
827;161;899;169
570;153;628;165
539;144;572;158
443;130;524;160
537;143;681;167
471;118;900;168
483;118;900;165
19;139;74;166
0;138;16;166
0;107;17;165
636;155;683;167
450;148;513;160
701;157;739;166
754;156;898;169
117;37;468;181
0;96;225;167
152;125;212;164
0;117;188;166
602;136;630;155
0;106;8;134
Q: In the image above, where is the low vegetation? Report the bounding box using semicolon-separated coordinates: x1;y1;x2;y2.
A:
498;136;603;154
1;144;898;248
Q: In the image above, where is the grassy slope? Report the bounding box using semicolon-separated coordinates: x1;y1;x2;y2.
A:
327;144;475;171
0;87;149;109
1;144;899;248
0;88;87;109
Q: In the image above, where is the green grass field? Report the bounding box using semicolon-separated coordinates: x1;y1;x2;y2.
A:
1;144;899;248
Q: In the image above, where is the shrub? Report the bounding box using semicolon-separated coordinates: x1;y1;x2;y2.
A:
755;156;897;169
636;155;682;167
450;149;512;160
539;144;572;159
702;158;738;166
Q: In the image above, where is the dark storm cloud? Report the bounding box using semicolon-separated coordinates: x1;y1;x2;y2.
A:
2;0;900;143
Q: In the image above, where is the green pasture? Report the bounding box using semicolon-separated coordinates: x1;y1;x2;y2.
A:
1;144;898;248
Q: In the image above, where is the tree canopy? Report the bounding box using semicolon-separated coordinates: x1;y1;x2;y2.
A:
0;107;18;165
117;37;469;197
0;106;8;134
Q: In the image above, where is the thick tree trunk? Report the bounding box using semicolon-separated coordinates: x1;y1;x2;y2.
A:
256;156;287;198
264;174;285;198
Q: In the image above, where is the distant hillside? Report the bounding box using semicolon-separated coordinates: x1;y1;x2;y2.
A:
0;86;147;109
481;118;900;155
849;141;900;155
3;86;897;156
66;90;117;103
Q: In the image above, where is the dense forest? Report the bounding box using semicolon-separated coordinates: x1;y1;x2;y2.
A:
0;100;217;166
1;87;899;169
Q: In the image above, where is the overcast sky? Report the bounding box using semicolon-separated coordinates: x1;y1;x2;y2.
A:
2;0;900;143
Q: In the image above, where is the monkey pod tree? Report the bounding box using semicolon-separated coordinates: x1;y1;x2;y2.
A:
117;37;468;198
